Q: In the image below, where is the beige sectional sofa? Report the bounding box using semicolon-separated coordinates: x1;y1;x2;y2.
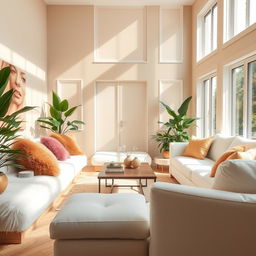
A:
169;134;256;187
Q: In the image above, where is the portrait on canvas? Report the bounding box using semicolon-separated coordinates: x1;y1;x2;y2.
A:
0;59;26;121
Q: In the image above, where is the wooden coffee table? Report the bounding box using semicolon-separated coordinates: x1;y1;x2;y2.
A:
98;163;157;194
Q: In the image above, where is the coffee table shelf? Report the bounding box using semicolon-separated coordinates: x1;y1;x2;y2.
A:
98;163;157;194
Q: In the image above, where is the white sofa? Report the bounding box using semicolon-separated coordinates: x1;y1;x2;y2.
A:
150;181;256;256
0;154;87;244
169;134;256;187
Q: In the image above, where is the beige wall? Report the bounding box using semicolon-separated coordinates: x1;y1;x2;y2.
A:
192;0;256;134
47;5;192;160
0;0;48;138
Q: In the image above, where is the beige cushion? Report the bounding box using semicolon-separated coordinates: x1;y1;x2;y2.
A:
207;134;235;161
171;156;214;180
50;193;149;240
212;159;256;193
229;136;256;149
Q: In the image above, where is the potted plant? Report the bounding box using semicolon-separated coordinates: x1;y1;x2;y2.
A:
152;96;198;158
37;91;85;134
0;66;35;192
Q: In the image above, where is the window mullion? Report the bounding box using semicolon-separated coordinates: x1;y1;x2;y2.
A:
244;61;249;137
246;0;250;27
211;8;213;52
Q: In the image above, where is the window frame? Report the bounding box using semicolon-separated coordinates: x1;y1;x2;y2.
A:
197;73;217;138
197;2;218;61
224;0;256;43
228;54;256;138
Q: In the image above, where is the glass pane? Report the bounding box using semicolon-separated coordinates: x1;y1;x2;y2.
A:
211;76;217;135
212;5;218;50
249;0;256;25
203;79;210;137
234;0;246;35
232;66;244;136
248;60;256;139
204;11;211;56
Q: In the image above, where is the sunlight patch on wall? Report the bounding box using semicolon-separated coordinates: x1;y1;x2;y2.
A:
0;43;46;81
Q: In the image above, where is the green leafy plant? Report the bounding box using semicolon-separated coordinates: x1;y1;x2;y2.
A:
0;67;35;169
37;91;85;134
152;96;198;153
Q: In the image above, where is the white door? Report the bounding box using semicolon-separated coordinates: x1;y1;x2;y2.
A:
95;81;147;152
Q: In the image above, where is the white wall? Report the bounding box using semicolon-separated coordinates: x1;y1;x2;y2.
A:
47;5;192;160
0;0;48;137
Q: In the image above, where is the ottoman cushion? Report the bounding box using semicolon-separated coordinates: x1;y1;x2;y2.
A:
50;193;149;240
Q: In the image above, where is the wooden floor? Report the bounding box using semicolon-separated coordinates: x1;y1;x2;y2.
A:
0;166;177;256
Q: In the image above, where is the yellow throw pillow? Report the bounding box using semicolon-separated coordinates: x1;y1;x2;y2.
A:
12;139;60;176
182;137;214;160
50;133;84;155
227;148;256;161
210;145;248;177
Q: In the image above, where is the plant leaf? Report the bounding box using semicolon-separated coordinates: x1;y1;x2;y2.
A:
160;101;178;119
0;89;14;117
59;99;69;112
50;106;61;120
64;106;79;117
178;96;192;117
0;67;11;96
52;91;61;110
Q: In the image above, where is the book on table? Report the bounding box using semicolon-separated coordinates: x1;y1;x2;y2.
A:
105;168;124;173
105;162;124;173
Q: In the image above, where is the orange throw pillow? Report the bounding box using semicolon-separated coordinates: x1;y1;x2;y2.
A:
50;133;83;155
210;145;248;177
182;137;214;160
12;139;60;176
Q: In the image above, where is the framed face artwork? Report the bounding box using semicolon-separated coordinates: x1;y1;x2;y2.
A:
0;59;26;127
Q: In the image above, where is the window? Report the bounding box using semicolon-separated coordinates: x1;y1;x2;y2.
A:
229;55;256;139
224;0;256;42
197;3;217;60
197;74;217;137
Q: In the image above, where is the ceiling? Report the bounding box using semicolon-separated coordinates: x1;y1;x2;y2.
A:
44;0;195;7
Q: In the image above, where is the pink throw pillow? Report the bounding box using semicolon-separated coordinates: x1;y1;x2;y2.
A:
40;136;70;161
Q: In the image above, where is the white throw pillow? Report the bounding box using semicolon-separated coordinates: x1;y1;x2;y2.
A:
212;159;256;193
229;136;256;149
207;134;235;161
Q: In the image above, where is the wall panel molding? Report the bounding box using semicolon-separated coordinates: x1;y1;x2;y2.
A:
94;6;147;63
159;7;183;63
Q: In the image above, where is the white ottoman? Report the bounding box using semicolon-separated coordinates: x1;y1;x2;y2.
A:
91;151;152;166
50;193;149;256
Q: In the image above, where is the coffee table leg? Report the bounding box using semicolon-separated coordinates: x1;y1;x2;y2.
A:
98;179;101;193
139;179;144;195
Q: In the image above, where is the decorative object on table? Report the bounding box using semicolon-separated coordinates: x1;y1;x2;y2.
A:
105;167;124;173
152;96;198;158
106;162;123;169
131;157;141;168
0;66;35;172
124;155;133;168
18;170;34;178
0;172;8;193
37;90;85;134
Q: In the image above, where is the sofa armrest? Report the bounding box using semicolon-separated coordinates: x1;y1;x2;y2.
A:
169;142;188;157
149;182;256;256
